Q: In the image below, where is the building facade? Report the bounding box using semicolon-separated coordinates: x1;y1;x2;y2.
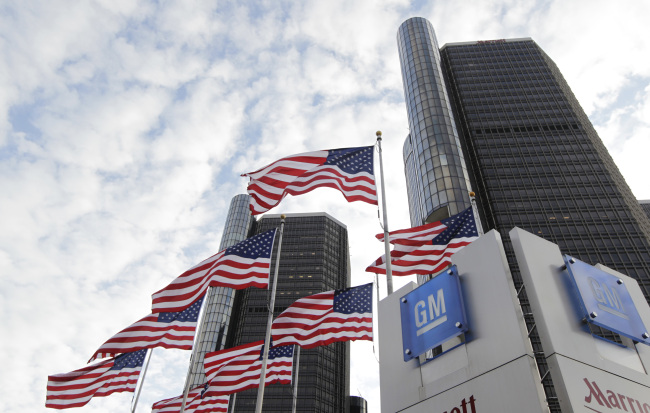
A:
397;16;650;412
227;212;351;412
437;34;650;291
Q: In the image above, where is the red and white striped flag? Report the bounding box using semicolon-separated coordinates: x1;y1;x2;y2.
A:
88;296;204;362
152;229;276;313
241;146;377;215
375;220;447;246
152;384;229;413
366;207;479;276
271;283;373;349
203;341;294;396
46;349;146;409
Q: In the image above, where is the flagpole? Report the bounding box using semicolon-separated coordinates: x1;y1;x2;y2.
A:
180;291;211;413
469;191;484;235
130;348;152;413
255;214;286;413
376;131;394;295
230;393;236;413
291;345;300;413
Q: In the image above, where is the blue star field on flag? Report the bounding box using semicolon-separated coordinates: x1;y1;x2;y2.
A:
225;228;275;259
324;146;374;175
334;283;373;314
157;295;204;323
259;344;294;360
111;349;147;370
434;207;479;246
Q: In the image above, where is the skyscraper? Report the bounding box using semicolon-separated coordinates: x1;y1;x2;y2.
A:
397;18;473;226
397;16;650;412
185;194;255;389
226;212;351;412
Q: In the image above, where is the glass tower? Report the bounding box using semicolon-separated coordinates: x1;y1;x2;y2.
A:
349;395;368;413
227;212;351;412
185;194;255;389
397;17;473;226
397;17;650;412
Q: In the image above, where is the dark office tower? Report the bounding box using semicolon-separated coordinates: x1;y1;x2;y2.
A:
397;17;473;227
397;16;650;412
227;213;351;413
439;38;650;288
186;194;255;389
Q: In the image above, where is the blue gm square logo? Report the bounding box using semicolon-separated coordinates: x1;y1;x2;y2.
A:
399;266;468;361
563;255;650;345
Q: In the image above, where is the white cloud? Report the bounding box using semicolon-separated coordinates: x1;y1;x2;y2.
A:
532;1;650;115
596;84;650;199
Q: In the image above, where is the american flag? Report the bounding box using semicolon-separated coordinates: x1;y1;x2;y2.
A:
151;384;229;413
88;296;204;363
46;349;147;409
241;146;377;215
375;219;446;246
271;283;373;349
203;341;294;396
152;229;276;313
366;207;479;276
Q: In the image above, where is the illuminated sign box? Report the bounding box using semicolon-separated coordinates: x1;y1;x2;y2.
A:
563;255;650;345
399;266;468;361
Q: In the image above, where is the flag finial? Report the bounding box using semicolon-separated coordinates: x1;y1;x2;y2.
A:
376;131;382;137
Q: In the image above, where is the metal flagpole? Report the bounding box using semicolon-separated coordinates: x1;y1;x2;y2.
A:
130;348;152;413
230;393;236;413
179;289;211;413
255;214;286;413
291;345;300;413
376;131;394;295
469;191;485;235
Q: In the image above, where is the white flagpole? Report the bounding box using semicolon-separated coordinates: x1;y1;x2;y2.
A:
255;214;286;413
230;393;236;413
130;348;152;413
376;131;394;295
179;291;211;413
291;345;300;413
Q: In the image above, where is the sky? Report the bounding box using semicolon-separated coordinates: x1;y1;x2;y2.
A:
1;0;649;412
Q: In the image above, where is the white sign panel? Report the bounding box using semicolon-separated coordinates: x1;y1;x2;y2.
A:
378;231;547;413
402;356;546;413
549;354;650;412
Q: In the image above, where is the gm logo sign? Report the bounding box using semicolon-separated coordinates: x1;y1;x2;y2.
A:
563;255;650;345
588;277;628;320
400;266;468;361
414;288;447;336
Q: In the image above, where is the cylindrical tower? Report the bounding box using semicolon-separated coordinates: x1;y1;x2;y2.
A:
349;395;368;413
186;194;255;388
397;17;472;225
